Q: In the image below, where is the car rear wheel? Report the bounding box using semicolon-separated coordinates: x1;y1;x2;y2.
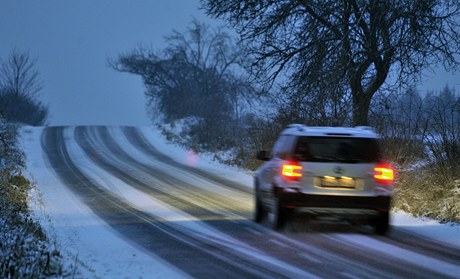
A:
272;196;288;230
374;211;390;235
254;182;267;223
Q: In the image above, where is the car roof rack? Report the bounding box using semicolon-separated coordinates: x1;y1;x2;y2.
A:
286;123;305;131
354;126;376;132
282;124;379;138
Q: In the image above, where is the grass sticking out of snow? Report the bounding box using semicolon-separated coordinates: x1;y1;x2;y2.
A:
393;163;460;223
0;177;67;278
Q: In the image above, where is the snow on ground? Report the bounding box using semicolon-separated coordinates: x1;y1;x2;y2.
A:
391;211;460;248
22;127;190;278
336;233;460;278
20;125;460;278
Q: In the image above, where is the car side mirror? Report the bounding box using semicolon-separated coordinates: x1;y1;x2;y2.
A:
256;150;269;161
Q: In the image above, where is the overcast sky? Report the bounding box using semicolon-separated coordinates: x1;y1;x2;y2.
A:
1;1;459;126
0;0;217;126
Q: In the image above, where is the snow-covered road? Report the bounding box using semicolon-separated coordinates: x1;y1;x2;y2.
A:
22;126;460;278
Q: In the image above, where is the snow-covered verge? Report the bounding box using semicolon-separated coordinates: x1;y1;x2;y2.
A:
0;124;65;278
0;203;64;278
392;211;460;247
16;125;460;278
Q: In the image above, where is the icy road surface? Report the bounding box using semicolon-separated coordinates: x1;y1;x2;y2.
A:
23;126;460;278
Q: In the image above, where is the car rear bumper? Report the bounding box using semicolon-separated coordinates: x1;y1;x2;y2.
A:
278;192;391;213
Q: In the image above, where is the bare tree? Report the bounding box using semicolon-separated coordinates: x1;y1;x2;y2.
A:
110;20;256;150
0;48;42;97
0;49;48;125
202;0;460;125
370;86;429;165
424;86;460;165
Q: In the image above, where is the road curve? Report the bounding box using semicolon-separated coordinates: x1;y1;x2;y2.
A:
40;126;460;279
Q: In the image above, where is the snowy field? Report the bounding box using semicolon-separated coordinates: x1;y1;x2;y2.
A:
20;126;460;278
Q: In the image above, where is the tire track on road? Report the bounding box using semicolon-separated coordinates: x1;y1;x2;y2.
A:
123;126;252;195
42;126;297;279
77;126;251;220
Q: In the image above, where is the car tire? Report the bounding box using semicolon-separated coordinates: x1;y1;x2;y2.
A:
254;183;267;223
374;211;390;235
272;196;288;230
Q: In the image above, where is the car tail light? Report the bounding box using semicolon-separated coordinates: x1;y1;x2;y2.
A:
282;162;302;181
374;164;394;184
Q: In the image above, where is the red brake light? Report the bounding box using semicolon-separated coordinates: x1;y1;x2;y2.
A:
282;162;302;181
374;164;394;184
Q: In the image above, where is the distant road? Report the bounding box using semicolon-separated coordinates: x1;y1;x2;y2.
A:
41;126;460;279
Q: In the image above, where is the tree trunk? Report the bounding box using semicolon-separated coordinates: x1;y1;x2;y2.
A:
352;92;372;126
350;57;391;126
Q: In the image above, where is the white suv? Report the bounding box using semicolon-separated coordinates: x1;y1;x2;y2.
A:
254;124;394;234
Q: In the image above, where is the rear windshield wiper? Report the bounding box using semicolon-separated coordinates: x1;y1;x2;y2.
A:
311;156;366;163
311;156;337;162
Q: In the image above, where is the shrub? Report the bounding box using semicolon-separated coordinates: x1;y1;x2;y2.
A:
393;162;460;222
0;122;65;277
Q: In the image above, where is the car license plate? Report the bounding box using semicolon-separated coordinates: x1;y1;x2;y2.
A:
321;177;355;188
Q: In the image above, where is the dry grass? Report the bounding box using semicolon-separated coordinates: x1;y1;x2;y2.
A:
393;163;460;223
0;175;66;278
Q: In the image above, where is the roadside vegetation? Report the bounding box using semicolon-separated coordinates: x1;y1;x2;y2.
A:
109;20;258;154
0;50;66;277
372;86;460;223
0;48;48;126
0;119;65;278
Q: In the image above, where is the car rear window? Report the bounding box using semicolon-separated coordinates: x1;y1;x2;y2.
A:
293;136;381;163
